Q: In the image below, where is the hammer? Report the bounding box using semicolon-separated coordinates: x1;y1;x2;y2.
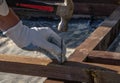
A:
56;0;74;32
7;0;74;32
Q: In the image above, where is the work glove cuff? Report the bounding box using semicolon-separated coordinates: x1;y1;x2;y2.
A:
3;21;30;48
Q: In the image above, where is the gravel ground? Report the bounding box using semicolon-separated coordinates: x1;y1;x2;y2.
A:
0;17;103;83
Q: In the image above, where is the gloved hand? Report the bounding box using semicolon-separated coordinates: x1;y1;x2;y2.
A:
0;0;66;63
0;0;9;16
4;21;66;63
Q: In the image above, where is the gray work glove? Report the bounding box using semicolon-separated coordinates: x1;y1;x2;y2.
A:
4;21;66;63
0;0;9;16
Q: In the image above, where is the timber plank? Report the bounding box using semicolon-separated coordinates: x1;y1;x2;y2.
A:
69;6;120;62
91;70;120;83
0;54;90;82
88;51;120;65
1;54;120;82
74;3;117;16
10;1;118;17
44;79;64;83
44;79;81;83
14;3;117;17
39;0;120;4
68;24;111;62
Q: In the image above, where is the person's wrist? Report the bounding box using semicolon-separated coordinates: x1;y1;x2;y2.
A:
0;8;20;31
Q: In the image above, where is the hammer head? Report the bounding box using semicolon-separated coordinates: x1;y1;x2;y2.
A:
56;0;74;32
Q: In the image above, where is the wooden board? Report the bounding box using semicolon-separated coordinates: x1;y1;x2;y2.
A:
39;0;120;4
88;51;120;65
69;6;120;62
9;0;118;18
0;54;90;82
91;70;120;83
44;79;64;83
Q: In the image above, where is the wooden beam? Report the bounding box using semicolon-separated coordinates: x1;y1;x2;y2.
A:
89;70;120;83
36;0;120;16
85;62;120;72
87;51;120;65
0;54;90;82
39;0;120;4
44;78;81;83
68;26;112;62
74;3;117;16
1;54;120;82
94;8;120;50
69;6;120;62
13;3;118;18
44;79;64;83
8;0;118;17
